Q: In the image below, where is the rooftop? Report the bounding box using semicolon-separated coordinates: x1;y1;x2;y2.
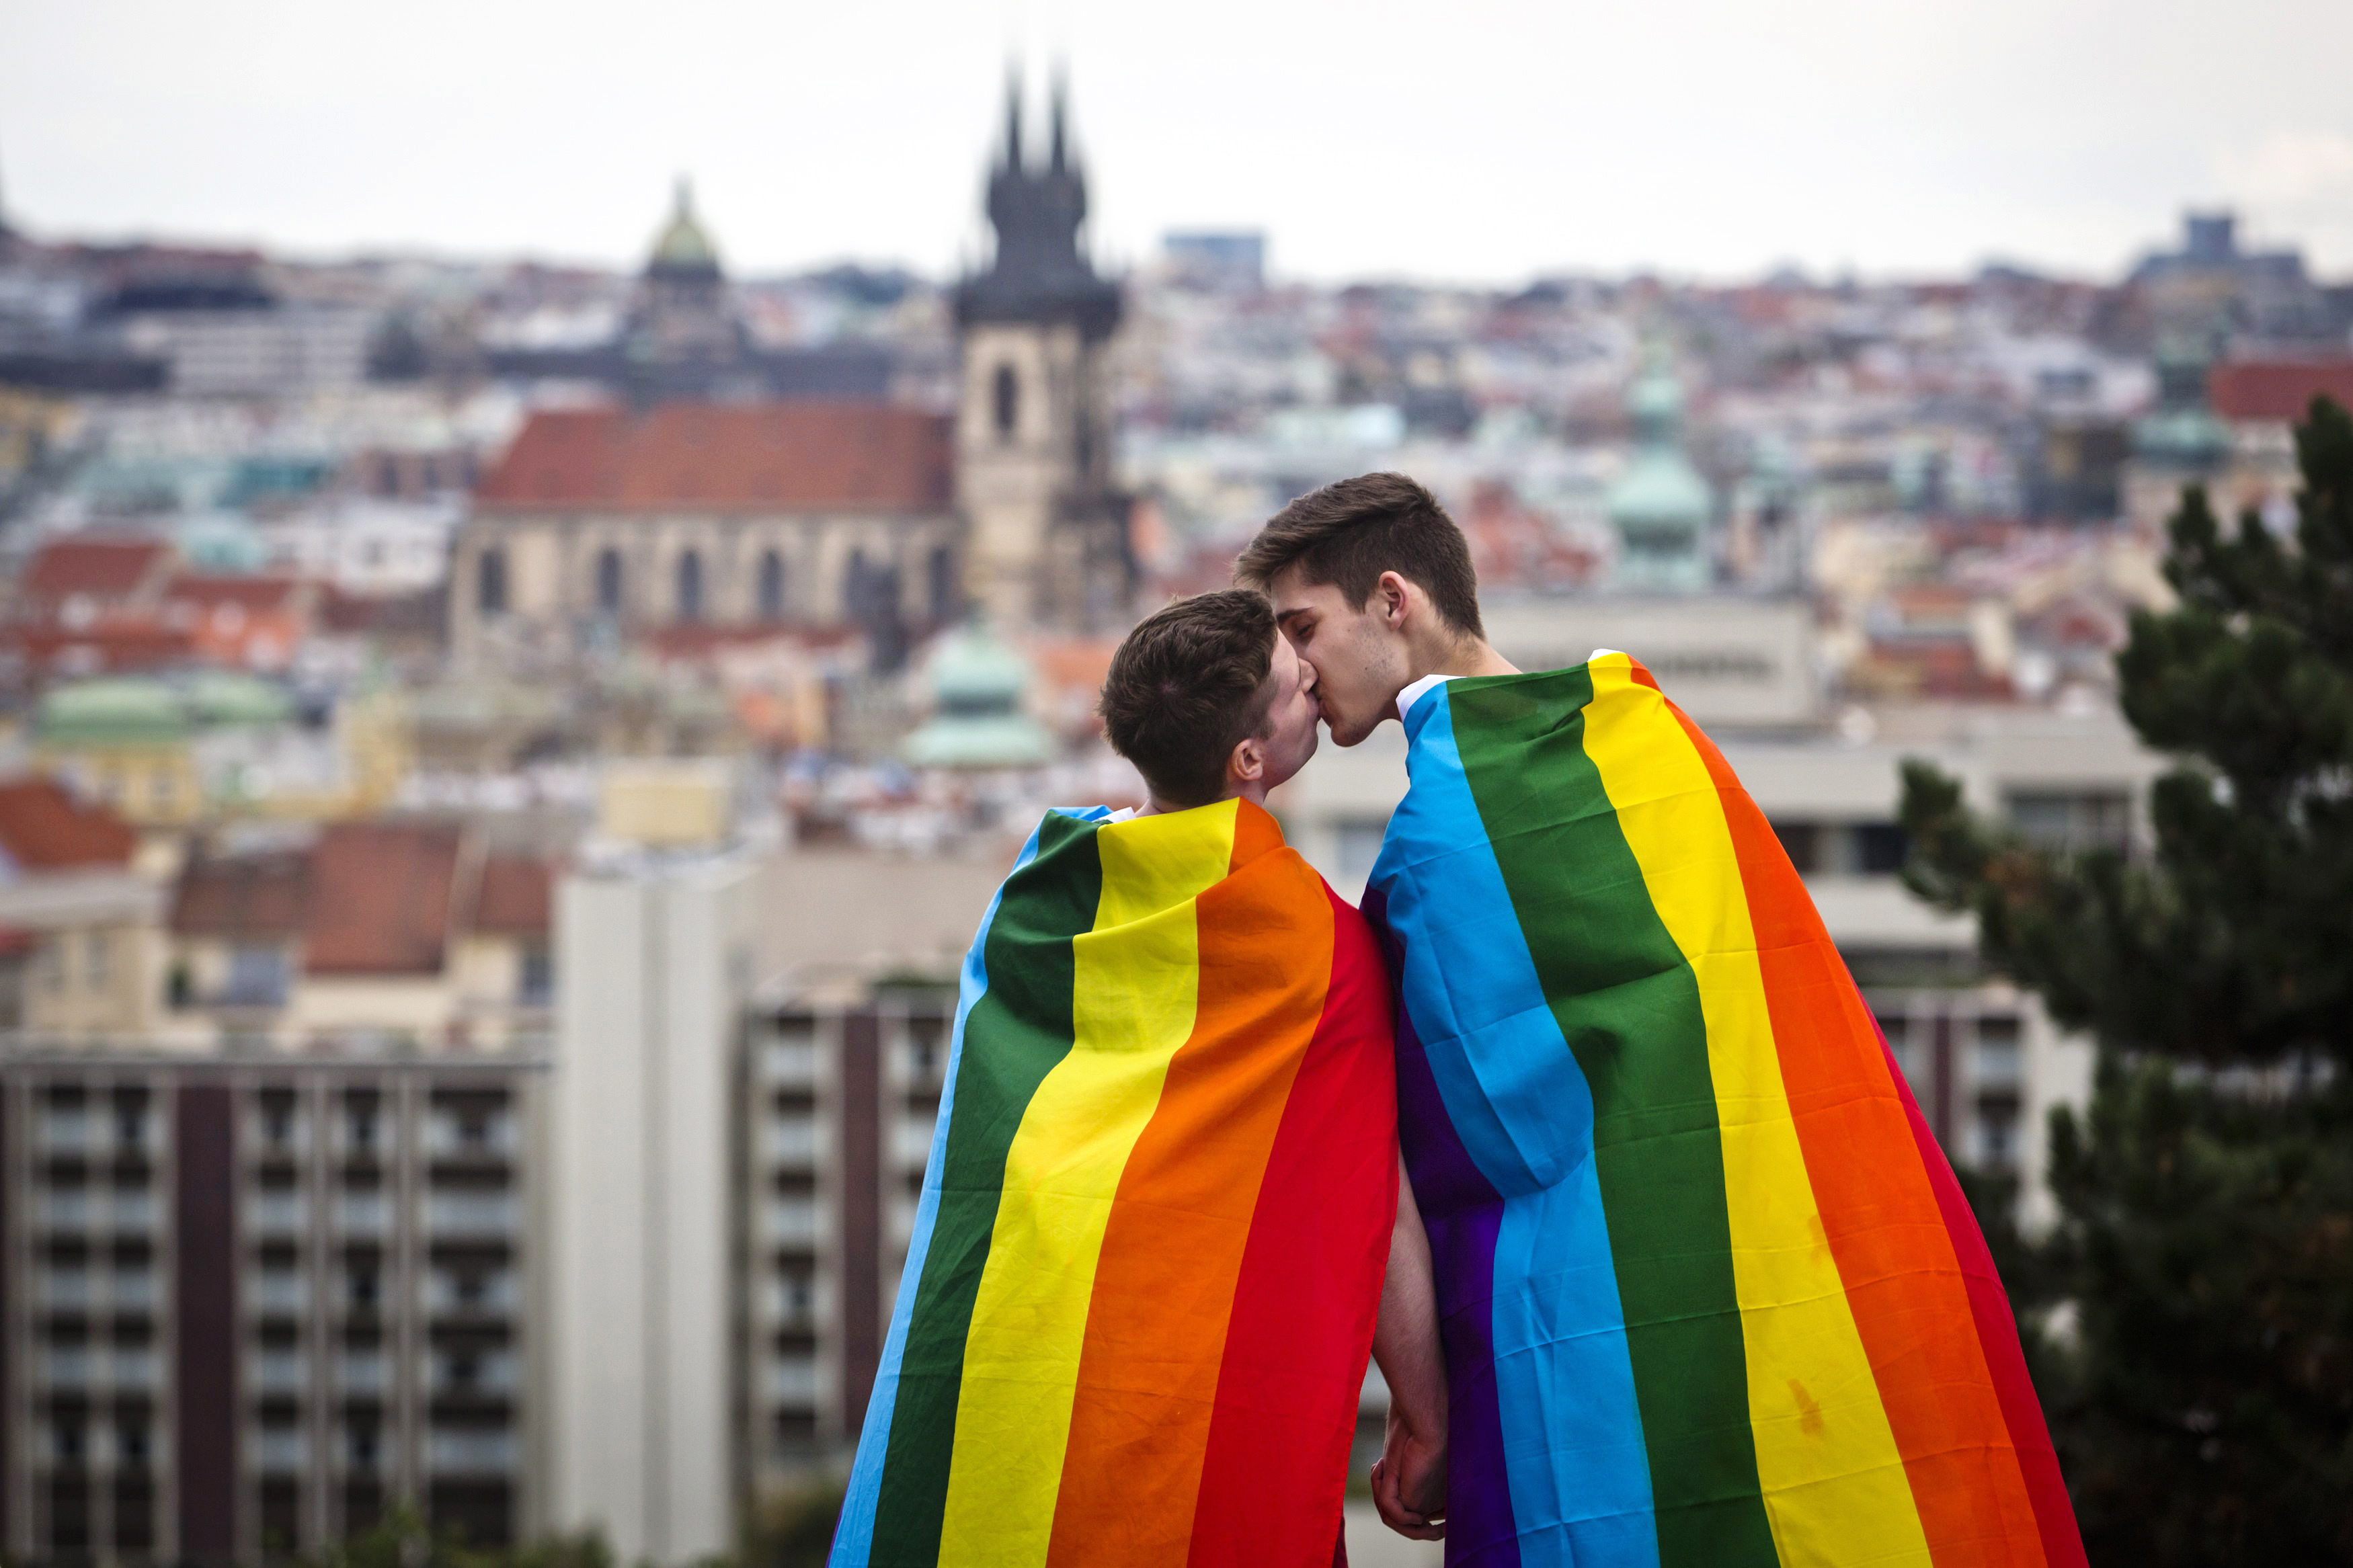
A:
473;854;554;937
171;847;309;940
475;404;955;514
35;676;190;747
0;779;136;872
303;821;461;977
19;537;173;603
2209;359;2353;423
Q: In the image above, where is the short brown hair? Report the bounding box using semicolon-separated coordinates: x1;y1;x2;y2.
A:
1234;472;1484;638
1099;590;1279;809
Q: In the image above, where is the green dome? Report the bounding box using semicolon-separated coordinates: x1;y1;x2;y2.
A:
1608;346;1715;592
902;621;1055;770
2135;331;2230;470
37;677;189;747
903;714;1055;770
1609;454;1714;532
927;623;1031;706
1609;352;1712;535
187;671;295;729
648;178;721;276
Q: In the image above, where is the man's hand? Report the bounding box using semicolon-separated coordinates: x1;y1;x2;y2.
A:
1370;1403;1446;1540
1369;1153;1447;1540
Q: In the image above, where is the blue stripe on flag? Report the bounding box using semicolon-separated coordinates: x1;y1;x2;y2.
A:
1371;690;1659;1568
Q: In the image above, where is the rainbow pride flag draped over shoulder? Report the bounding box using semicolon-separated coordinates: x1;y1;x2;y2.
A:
1365;655;2085;1568
832;798;1396;1568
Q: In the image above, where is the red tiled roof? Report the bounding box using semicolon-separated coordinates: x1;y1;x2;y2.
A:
303;821;461;977
163;574;309;614
475;404;955;513
3;618;196;674
2209;360;2353;423
471;854;553;938
170;849;310;940
19;538;173;603
318;585;443;636
0;778;136;871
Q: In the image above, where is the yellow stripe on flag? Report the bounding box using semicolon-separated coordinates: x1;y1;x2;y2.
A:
936;801;1241;1568
1582;657;1932;1568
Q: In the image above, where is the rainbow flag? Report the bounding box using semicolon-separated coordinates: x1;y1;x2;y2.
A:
831;798;1396;1568
1364;655;2085;1568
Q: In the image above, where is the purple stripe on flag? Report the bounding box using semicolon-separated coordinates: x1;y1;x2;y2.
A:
1384;934;1521;1568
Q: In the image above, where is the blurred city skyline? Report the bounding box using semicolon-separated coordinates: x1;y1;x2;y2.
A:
7;0;2353;284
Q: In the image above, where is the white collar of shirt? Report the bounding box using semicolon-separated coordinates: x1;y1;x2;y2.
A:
1396;672;1453;721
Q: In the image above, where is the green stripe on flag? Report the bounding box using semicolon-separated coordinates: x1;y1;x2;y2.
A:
1449;667;1778;1568
868;812;1104;1565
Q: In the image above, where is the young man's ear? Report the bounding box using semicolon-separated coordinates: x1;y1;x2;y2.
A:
1227;734;1267;789
1375;570;1414;630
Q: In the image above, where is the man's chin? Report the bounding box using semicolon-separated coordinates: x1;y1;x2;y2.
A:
1325;712;1380;748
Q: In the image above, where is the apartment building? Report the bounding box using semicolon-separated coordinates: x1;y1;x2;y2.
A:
735;979;951;1495
0;782;561;1564
0;1040;544;1563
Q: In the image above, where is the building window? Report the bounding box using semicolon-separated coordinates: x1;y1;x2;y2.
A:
519;947;553;1007
83;930;108;989
758;550;787;621
596;548;625;615
844;548;870;622
2005;789;2131;854
477;548;508;616
928;545;957;622
1854;822;1909;875
1770;821;1823;874
992;362;1019;442
676;550;705;622
227;946;289;1007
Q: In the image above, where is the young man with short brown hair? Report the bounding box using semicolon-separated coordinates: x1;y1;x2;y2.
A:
834;589;1439;1568
1238;477;2083;1566
1096;588;1318;813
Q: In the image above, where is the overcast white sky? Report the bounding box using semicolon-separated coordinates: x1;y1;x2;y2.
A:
5;0;2353;286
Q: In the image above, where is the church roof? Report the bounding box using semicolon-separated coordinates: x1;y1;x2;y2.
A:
956;75;1121;339
647;178;721;278
476;404;955;514
2208;358;2353;423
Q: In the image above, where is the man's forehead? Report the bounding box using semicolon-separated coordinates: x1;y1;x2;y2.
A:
1266;567;1342;616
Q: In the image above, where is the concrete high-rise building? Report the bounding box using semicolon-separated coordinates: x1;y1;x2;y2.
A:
734;981;953;1489
547;768;764;1563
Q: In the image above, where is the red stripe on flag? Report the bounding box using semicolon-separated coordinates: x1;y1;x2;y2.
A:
1187;886;1396;1568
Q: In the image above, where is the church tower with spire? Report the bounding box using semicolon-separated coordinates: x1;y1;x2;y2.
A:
953;71;1129;630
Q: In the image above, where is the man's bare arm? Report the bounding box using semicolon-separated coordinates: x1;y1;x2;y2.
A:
1370;1153;1447;1537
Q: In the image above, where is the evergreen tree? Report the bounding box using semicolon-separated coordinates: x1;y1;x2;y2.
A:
1901;397;2353;1563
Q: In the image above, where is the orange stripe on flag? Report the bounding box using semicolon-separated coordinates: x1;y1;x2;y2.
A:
1665;701;2048;1567
1042;845;1336;1567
